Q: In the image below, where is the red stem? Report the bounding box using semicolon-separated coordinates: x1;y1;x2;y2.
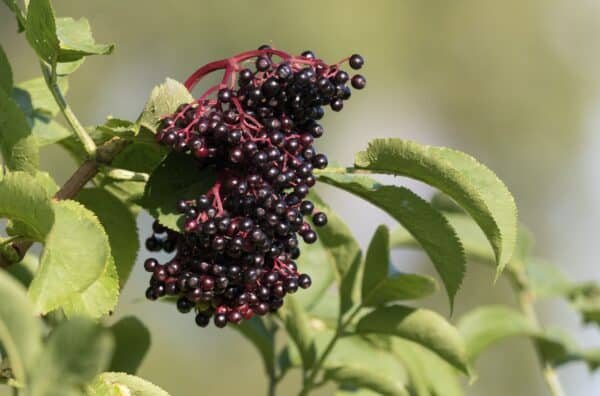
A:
184;49;293;91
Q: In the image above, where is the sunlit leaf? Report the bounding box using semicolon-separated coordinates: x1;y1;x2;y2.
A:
0;171;54;240
88;372;170;396
231;317;275;378
279;295;316;370
61;255;118;319
109;317;151;374
325;366;409;396
55;17;114;62
142;152;216;231
390;338;464;396
361;225;437;307
28;318;114;396
318;174;464;309
0;271;42;386
356;305;470;374
0;44;12;94
28;200;111;314
354;138;517;275
11;77;72;145
26;0;113;64
308;192;362;315
0;89;38;172
138;78;193;134
77;188;139;286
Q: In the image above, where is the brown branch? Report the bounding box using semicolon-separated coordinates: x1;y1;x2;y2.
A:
0;138;131;268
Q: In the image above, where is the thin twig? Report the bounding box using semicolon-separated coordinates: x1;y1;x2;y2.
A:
40;62;97;156
510;272;566;396
298;306;362;396
102;166;149;182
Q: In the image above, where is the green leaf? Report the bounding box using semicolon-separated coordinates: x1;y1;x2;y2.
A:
362;225;389;296
279;295;316;370
458;305;547;362
88;372;170;396
0;271;42;385
363;274;437;307
0;45;12;94
5;253;39;287
77;188;139;286
33;170;59;197
390;338;464;396
308;191;362;314
108;317;151;374
392;213;532;276
459;305;600;370
28;200;111;314
12;77;72;146
96;117;141;138
356;305;470;374
142;152;216;230
138;78;193;134
430;192;464;214
336;389;380;396
2;0;27;31
318;174;464;309
33;118;71;146
55;17;114;62
307;290;339;327
354;138;518;275
567;283;600;327
26;0;113;64
98;142;167;212
285;330;410;394
56;58;85;76
25;0;59;64
27;318;114;396
524;260;572;299
325;366;409;396
0;89;38;172
362;225;437;307
0;171;54;240
61;255;119;319
231;316;275;378
340;253;363;316
295;238;336;310
13;77;69;117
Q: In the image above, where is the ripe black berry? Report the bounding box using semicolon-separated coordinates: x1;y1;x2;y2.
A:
195;313;210;327
144;258;158;272
214;313;228;328
177;297;193;313
313;212;328;227
351;74;366;89
349;54;364;70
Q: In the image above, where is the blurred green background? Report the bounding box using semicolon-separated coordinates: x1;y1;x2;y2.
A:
2;1;600;395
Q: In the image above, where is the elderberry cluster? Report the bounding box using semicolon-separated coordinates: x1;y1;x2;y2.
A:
143;47;365;328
